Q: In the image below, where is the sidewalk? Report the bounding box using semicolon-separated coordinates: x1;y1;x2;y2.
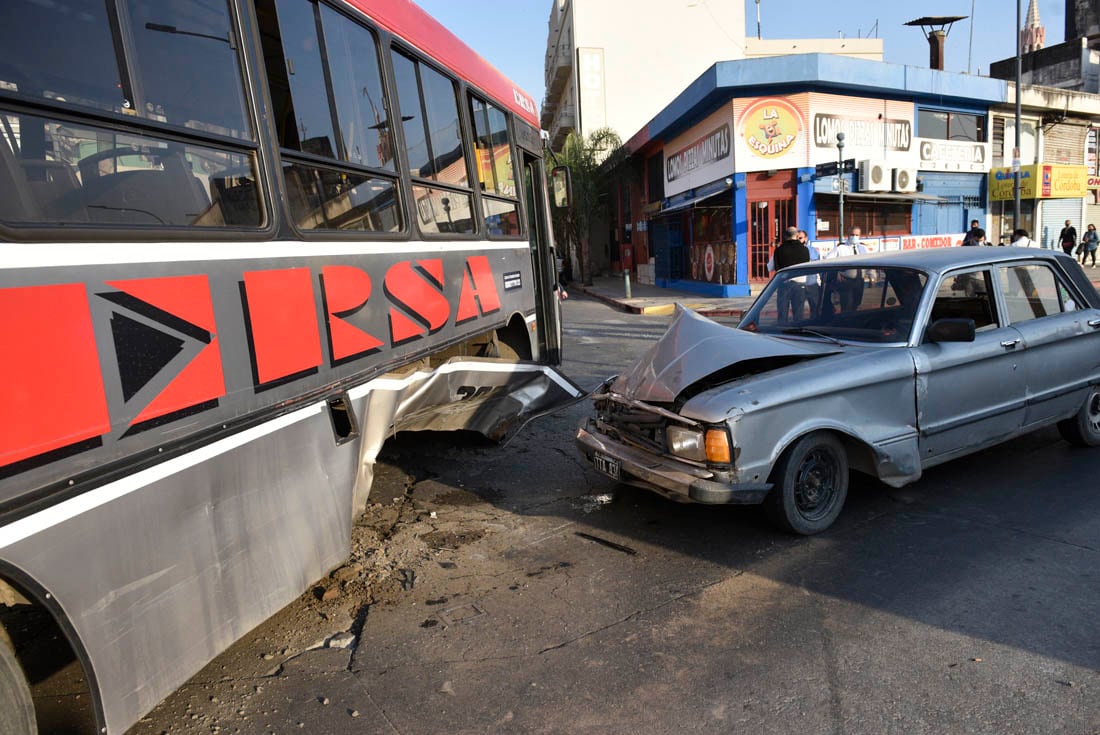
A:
572;275;758;317
575;267;1100;318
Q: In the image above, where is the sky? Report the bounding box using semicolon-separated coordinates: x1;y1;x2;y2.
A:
413;0;1066;110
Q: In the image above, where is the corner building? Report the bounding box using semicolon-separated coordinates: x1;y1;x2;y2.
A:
618;54;1010;297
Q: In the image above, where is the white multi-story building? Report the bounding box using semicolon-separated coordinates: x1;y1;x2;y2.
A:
542;0;883;148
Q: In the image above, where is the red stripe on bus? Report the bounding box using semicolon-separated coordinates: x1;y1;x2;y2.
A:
321;265;384;361
456;254;502;322
0;284;111;466
243;268;323;385
132;339;226;426
384;259;450;343
106;274;218;332
348;0;539;127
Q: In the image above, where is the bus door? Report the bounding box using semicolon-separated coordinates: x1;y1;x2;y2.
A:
522;151;563;365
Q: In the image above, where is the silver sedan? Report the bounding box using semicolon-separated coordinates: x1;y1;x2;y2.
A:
577;247;1100;534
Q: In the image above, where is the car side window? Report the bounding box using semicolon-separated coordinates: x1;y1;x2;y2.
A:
929;269;1000;332
998;264;1070;323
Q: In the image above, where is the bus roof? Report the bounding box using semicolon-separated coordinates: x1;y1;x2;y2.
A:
349;0;540;129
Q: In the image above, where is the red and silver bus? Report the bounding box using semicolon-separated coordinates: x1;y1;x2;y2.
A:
0;1;576;731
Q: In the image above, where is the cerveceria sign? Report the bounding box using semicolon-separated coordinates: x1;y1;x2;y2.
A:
813;114;911;151
666;125;731;182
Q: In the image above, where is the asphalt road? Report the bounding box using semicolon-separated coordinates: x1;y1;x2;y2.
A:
125;294;1100;735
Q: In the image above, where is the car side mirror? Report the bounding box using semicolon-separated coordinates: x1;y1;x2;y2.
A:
925;318;976;343
550;166;572;209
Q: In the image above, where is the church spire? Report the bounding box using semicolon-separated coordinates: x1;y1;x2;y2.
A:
1022;0;1046;53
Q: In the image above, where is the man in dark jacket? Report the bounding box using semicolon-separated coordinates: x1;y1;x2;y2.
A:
772;226;810;322
1059;220;1078;256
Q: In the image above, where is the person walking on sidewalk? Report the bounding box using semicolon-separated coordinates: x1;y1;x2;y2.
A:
1082;224;1099;267
1059;220;1078;256
962;219;983;247
1011;228;1035;247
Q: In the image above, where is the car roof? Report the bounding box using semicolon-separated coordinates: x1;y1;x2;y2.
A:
787;246;1072;276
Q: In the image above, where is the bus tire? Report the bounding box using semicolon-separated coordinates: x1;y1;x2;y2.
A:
0;633;36;735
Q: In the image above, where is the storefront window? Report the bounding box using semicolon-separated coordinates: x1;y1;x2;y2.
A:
814;195;911;238
991;199;1035;245
918;109;984;142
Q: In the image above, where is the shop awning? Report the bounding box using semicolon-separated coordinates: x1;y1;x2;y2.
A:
836;191;947;203
659;187;733;215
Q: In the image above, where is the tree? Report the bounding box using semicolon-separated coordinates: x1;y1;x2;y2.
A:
548;128;624;287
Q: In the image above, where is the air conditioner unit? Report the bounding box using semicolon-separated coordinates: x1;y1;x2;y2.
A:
893;167;918;193
859;160;890;192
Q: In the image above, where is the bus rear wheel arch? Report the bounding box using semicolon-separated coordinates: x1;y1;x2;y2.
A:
0;573;100;735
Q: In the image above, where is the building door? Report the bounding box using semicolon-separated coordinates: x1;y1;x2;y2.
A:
746;171;797;282
748;197;795;281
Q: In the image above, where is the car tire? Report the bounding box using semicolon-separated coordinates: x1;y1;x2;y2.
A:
765;432;849;535
0;633;36;735
1057;386;1100;447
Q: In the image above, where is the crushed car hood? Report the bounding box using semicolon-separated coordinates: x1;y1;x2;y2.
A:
612;305;841;403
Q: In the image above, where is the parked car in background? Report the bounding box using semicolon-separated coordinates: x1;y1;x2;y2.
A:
577;248;1100;534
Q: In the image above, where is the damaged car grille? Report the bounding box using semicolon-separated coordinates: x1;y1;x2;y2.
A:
593;391;697;455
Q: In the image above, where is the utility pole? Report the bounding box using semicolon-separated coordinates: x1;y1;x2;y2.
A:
837;132;846;244
755;0;762;39
1014;0;1022;233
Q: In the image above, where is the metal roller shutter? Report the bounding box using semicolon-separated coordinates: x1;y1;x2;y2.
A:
1040;198;1083;249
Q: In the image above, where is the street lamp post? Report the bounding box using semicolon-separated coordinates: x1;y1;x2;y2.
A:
1014;0;1022;233
837;132;846;244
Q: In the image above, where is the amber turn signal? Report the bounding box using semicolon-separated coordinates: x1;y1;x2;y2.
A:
705;428;732;464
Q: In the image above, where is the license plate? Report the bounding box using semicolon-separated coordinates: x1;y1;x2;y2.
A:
592;452;621;480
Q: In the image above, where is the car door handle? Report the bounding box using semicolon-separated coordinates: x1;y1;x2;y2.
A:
1088;319;1100;328
1000;339;1020;349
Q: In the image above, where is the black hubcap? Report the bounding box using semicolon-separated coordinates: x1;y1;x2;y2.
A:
794;448;839;521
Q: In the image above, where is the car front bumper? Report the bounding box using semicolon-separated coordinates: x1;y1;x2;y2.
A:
575;420;772;505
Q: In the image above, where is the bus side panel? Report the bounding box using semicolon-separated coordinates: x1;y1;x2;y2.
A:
0;403;357;735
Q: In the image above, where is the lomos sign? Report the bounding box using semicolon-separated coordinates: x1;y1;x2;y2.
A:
666;125;731;182
813;114;911;151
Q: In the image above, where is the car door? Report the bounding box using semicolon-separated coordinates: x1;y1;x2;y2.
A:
996;261;1100;427
912;266;1028;461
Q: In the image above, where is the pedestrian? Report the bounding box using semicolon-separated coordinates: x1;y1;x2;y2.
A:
824;226;868;311
1059;220;1078;256
1010;228;1035;247
961;227;987;246
798;229;821;314
1082;223;1099;267
962;219;983;246
772;225;810;323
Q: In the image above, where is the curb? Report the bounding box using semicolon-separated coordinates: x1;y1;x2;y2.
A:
574;284;744;319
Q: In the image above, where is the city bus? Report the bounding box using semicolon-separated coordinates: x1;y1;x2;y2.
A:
0;1;578;732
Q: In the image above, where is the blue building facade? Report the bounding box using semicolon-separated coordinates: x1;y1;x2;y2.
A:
624;54;1008;296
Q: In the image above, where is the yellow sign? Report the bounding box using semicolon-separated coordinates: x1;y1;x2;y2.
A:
989;163;1088;200
740;97;803;160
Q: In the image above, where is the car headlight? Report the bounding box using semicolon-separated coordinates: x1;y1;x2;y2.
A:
666;426;706;461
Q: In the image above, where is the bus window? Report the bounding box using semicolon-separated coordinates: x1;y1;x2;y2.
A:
392;53;468;189
266;0;338;156
0;0;128;116
0;111;262;227
469;95;522;238
283;162;401;232
124;0;252;138
319;3;395;171
392;49;476;236
258;0;403;233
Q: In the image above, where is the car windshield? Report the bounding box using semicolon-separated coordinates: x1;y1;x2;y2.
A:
739;266;929;344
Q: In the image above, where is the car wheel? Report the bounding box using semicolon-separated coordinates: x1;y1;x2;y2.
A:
1057;386;1100;447
765;432;849;535
0;633;36;735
